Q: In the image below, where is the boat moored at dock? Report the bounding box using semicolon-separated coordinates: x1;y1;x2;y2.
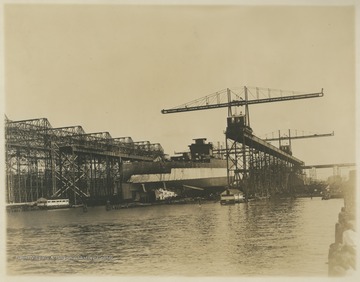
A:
37;198;70;210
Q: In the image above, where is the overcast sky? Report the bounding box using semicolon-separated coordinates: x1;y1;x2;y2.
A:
3;3;356;179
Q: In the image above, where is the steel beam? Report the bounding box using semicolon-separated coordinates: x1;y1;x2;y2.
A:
5;117;164;204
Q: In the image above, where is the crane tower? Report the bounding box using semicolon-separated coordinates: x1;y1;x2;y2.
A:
162;86;324;199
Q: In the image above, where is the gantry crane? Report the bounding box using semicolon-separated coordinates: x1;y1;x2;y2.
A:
263;130;334;155
211;131;334;159
161;86;324;199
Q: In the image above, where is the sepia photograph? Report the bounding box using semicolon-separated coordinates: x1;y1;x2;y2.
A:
1;0;358;280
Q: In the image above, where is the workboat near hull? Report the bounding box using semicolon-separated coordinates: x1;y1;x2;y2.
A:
220;188;245;205
220;197;236;205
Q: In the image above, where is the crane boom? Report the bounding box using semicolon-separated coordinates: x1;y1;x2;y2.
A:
161;87;324;114
264;131;334;141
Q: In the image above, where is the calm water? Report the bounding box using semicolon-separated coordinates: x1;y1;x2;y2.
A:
7;197;343;276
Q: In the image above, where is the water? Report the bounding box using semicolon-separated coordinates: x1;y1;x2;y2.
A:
7;197;343;276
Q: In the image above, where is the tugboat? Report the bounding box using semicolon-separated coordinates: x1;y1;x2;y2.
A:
220;189;245;205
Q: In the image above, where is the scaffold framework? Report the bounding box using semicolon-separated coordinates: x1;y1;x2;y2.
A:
225;115;304;199
5;116;164;204
161;86;324;198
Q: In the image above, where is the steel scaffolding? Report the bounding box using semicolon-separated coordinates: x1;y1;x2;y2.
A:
5;117;164;204
225;115;303;199
161;86;323;198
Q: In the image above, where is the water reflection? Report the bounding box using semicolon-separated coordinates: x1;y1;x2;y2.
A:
7;198;343;276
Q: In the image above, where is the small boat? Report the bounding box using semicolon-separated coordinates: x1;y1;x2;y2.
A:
220;194;236;205
220;189;245;205
154;188;177;201
37;198;70;209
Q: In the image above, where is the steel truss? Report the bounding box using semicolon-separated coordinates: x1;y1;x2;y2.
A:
225;116;303;199
160;86;323;199
5;117;164;204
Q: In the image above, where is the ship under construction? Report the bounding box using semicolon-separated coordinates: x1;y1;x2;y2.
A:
5;86;340;206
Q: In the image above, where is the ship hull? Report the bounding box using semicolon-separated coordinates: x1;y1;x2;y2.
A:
129;167;229;191
132;176;229;191
124;159;230;201
123;159;227;181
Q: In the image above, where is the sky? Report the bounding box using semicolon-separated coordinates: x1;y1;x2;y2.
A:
2;2;357;180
